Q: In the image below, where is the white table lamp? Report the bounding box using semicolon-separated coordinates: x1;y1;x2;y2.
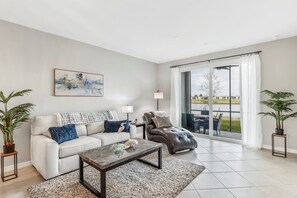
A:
122;105;133;121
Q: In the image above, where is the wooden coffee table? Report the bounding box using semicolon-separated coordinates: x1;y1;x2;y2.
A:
78;138;162;198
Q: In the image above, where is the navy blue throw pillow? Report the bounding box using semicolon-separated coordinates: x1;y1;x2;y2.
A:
49;124;78;144
104;120;130;133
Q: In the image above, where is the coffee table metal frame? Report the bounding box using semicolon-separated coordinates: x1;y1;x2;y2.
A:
79;146;162;198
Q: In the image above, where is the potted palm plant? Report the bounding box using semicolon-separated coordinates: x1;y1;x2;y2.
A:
0;89;34;153
259;90;297;135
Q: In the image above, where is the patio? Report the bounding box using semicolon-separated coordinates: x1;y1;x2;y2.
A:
193;131;242;140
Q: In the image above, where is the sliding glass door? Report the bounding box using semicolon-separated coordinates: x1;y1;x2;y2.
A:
212;65;241;140
180;60;241;141
181;68;210;136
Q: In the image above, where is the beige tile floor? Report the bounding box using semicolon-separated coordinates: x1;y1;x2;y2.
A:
176;136;297;198
1;135;297;198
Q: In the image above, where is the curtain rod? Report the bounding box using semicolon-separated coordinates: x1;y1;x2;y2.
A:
170;50;262;68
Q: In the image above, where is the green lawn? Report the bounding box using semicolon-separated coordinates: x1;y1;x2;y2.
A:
192;98;240;104
220;118;241;133
191;99;241;132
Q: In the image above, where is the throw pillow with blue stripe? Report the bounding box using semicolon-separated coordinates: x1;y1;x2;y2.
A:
49;124;78;144
104;120;130;133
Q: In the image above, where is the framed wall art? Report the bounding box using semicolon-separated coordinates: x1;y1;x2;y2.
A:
54;69;104;97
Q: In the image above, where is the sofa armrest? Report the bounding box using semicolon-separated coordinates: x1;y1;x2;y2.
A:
31;135;59;179
129;124;137;138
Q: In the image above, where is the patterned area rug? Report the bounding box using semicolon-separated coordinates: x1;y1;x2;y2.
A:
28;154;205;198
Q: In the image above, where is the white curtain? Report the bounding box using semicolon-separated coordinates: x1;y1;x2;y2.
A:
170;67;181;126
240;54;262;148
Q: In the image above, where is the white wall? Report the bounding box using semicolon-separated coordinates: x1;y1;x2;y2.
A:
0;20;157;165
158;36;297;151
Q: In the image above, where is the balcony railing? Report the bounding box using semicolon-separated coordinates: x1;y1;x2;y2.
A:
191;109;241;133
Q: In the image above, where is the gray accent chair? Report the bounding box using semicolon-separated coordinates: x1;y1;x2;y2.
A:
143;112;197;154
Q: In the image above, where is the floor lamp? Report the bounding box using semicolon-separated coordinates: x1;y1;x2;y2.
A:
154;90;163;111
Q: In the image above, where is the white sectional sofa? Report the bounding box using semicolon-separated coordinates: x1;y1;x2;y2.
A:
30;110;137;179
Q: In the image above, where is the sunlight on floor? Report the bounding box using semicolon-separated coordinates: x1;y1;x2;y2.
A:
176;136;297;198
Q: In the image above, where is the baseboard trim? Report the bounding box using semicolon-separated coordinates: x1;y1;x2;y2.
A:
3;161;32;172
262;144;297;154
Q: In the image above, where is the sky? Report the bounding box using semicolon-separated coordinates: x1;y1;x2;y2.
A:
190;66;240;97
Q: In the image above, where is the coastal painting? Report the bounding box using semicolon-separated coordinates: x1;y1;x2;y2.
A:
54;69;104;97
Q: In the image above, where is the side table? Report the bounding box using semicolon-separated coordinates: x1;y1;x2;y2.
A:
1;151;18;182
131;122;146;139
272;133;287;158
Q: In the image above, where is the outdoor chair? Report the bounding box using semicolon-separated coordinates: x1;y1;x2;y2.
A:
201;110;209;115
181;113;204;132
201;113;223;135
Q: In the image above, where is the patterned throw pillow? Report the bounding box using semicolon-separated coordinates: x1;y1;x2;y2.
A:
104;120;130;133
48;124;78;144
152;115;173;128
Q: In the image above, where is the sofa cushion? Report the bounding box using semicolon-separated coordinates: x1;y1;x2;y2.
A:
90;132;130;146
31;114;59;136
49;124;78;144
76;125;87;136
87;121;105;135
59;136;101;158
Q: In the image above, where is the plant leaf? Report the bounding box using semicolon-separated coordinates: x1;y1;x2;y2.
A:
259;111;277;119
282;112;297;121
5;89;32;102
0;91;5;103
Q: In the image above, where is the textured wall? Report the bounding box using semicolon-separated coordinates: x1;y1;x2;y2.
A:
0;20;157;165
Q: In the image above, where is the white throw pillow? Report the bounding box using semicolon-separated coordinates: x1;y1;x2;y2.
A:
87;121;105;135
75;125;87;136
31;115;58;136
153;111;168;117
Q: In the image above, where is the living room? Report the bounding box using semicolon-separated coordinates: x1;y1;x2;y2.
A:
1;1;297;198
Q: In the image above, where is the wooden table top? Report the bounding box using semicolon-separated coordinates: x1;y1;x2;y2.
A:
1;151;17;157
272;133;287;137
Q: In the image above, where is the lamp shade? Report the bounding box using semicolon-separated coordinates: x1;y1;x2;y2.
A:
154;92;163;99
122;105;134;113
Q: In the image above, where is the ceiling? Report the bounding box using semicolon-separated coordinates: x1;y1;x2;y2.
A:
0;0;297;63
